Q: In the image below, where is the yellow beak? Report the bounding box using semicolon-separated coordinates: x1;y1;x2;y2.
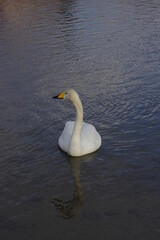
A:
57;92;65;99
53;92;65;99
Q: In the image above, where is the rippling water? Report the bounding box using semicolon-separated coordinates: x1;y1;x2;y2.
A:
0;0;160;239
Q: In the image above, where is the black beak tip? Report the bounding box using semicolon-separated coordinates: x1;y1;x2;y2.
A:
52;95;58;99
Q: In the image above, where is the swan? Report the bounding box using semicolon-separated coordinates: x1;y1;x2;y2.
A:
53;89;101;157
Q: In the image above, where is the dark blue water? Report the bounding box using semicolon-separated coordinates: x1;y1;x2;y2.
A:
0;0;160;239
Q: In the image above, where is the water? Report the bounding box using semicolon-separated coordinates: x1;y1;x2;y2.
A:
0;0;160;239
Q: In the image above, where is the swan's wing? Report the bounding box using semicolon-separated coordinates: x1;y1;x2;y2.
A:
58;121;75;153
81;122;101;153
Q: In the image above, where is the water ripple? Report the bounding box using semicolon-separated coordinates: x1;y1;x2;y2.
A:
0;1;160;235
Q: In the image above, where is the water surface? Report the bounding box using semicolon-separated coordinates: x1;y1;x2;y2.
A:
0;0;160;239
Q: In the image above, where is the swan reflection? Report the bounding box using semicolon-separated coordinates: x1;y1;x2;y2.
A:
52;153;96;218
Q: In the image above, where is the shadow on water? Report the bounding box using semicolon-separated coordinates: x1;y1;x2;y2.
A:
52;153;97;219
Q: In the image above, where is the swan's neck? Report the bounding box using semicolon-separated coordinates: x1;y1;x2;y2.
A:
69;97;83;156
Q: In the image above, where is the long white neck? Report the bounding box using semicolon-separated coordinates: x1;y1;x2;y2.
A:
69;96;83;156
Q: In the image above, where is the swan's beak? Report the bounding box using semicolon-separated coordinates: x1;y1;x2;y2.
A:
53;92;65;99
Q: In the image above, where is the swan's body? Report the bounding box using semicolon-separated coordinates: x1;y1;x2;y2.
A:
53;89;101;157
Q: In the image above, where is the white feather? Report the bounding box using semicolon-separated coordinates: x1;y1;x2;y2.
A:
55;89;102;157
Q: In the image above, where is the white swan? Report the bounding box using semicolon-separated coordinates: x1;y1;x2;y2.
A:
53;89;101;157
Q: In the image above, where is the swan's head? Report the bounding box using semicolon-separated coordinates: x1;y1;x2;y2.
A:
53;89;80;102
